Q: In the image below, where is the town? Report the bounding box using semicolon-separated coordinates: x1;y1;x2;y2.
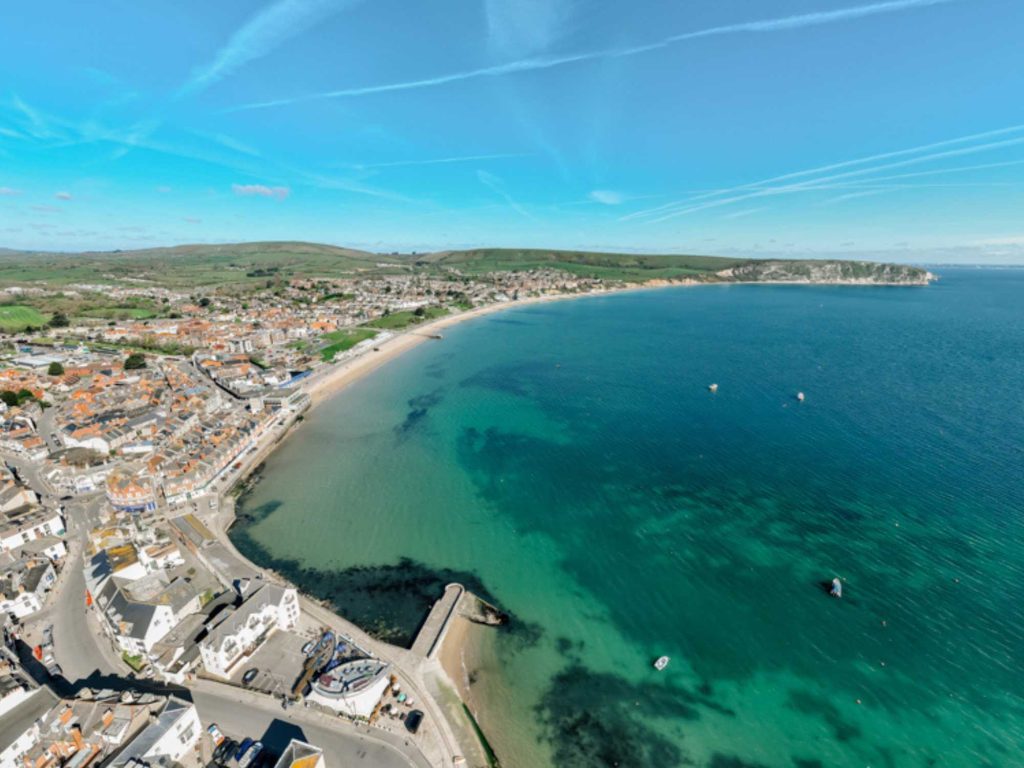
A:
0;266;607;768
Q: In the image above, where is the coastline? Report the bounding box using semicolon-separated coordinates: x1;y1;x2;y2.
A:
230;275;941;767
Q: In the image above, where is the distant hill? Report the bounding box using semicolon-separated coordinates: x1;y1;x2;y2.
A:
0;241;400;288
0;241;933;288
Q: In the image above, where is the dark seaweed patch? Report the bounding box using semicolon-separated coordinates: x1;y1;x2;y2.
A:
230;523;501;647
708;755;770;768
786;689;861;743
534;663;745;768
395;389;445;438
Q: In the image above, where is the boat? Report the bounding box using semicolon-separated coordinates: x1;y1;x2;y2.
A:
708;383;718;393
653;655;670;671
797;391;806;402
830;578;843;598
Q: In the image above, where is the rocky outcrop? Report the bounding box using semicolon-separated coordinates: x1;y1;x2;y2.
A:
714;260;934;285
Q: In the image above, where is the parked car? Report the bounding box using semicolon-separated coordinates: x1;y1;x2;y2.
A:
242;668;258;686
235;738;254;761
238;741;263;768
42;626;53;645
405;710;424;734
207;724;225;747
213;739;237;765
46;663;62;678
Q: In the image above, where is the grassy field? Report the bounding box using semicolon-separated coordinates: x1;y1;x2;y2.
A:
78;306;159;320
0;242;406;288
365;306;448;330
320;328;378;361
0;305;50;331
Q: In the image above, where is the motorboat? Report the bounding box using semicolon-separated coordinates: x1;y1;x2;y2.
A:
653;655;670;671
830;578;843;598
708;383;718;393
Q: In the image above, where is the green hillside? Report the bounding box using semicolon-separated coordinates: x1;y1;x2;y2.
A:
0;241;403;288
417;248;749;282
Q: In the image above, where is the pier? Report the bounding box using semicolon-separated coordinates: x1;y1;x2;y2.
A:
410;583;464;658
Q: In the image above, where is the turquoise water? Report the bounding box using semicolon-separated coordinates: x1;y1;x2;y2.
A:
234;271;1024;767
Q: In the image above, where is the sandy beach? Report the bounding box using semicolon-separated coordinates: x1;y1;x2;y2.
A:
304;289;624;409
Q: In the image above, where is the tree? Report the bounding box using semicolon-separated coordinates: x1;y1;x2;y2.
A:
413;306;426;317
198;297;211;307
0;391;18;407
124;353;147;370
47;362;64;376
48;312;70;328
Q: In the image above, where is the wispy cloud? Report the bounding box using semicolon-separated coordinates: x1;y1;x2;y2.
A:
179;0;363;97
54;191;73;200
233;0;956;110
343;152;529;170
156;185;172;193
0;187;20;196
818;189;889;205
589;189;625;205
183;216;202;224
477;170;532;219
232;183;290;200
622;123;1024;224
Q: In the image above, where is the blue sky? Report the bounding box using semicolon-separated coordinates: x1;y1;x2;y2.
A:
1;0;1023;262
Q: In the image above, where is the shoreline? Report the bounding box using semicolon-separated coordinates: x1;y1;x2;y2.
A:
302;275;935;411
230;276;939;766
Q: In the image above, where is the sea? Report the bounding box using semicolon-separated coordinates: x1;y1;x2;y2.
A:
232;269;1024;768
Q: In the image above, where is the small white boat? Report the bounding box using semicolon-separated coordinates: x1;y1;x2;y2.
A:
708;383;718;393
653;655;670;671
797;391;806;402
830;578;842;598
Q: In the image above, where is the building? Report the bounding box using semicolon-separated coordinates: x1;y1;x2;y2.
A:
198;583;298;678
104;697;201;768
0;686;59;767
0;557;56;620
0;507;65;554
105;470;158;513
306;658;391;719
273;739;325;768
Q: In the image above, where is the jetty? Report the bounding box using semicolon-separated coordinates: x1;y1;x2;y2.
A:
410;583;464;659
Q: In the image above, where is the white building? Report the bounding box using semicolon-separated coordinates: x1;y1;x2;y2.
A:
105;697;201;768
199;583;298;678
0;507;65;554
306;658;391;719
0;686;59;767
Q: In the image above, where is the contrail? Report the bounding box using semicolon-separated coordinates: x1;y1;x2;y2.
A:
180;0;363;98
231;0;956;111
622;123;1024;221
640;134;1024;224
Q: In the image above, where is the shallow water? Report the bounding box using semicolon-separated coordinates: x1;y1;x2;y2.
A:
234;270;1024;767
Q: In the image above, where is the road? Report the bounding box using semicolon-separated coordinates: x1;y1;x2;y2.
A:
191;682;430;768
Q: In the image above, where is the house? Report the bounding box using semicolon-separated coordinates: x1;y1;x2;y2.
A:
198;582;298;678
0;686;59;767
0;557;56;620
0;506;65;554
105;470;158;513
104;697;201;768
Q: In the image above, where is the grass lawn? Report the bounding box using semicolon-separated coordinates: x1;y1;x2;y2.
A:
365;306;448;330
320;328;377;361
0;305;50;331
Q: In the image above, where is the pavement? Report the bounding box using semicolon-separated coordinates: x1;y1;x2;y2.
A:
191;681;432;768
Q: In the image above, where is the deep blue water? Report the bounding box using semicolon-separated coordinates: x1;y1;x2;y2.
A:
235;269;1024;767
